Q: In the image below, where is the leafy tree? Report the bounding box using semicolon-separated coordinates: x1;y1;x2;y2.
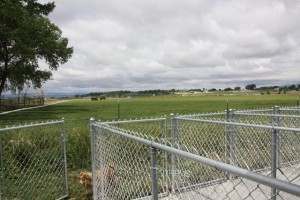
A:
245;84;256;90
257;86;279;90
0;0;73;96
208;88;217;92
234;86;241;91
288;84;296;90
224;87;233;91
279;87;288;94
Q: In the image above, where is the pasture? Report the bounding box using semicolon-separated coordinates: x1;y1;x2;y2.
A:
0;93;299;199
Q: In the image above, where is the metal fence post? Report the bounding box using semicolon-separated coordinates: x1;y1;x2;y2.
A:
60;118;69;198
271;106;280;200
160;118;168;191
170;113;178;193
230;109;236;167
226;109;237;179
297;99;300;116
225;108;230;168
117;100;120;120
90;118;97;200
150;147;159;200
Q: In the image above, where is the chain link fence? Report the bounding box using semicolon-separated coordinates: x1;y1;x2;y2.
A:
180;107;300;128
91;106;300;200
0;120;68;200
90;118;169;199
0;97;44;112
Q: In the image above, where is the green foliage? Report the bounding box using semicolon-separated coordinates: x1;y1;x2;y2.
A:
84;89;173;98
223;87;232;91
288;84;297;90
256;86;279;90
234;86;241;91
208;88;217;92
0;0;73;95
245;84;256;90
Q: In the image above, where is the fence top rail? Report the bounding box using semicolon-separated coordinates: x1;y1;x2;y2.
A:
235;112;300;118
0;119;64;132
280;108;300;111
100;117;166;125
176;106;299;118
178;112;225;118
92;122;300;197
175;116;300;133
237;106;300;113
235;108;274;113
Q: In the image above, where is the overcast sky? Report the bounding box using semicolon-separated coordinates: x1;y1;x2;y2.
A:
43;0;300;93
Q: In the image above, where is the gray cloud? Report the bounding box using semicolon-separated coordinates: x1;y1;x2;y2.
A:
42;0;300;93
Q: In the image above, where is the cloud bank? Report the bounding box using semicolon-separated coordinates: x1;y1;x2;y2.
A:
43;0;300;93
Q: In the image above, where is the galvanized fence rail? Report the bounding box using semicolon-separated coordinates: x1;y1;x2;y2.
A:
90;106;300;200
181;106;300;128
0;120;68;200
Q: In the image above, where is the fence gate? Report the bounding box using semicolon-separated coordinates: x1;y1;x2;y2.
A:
0;120;68;200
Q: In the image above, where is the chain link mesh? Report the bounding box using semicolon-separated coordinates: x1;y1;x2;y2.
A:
91;107;300;200
182;108;300;128
0;121;68;200
106;118;168;139
163;154;299;200
91;123;168;200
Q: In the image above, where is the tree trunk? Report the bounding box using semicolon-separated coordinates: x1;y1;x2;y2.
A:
0;78;5;98
0;43;9;100
0;68;6;111
0;64;7;100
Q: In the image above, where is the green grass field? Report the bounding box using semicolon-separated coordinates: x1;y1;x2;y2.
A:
2;93;300;122
0;93;299;199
